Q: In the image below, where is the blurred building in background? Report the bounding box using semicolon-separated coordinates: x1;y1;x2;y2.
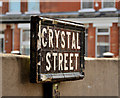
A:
0;0;119;57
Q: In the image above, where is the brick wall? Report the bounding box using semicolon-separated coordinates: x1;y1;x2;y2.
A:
118;27;120;57
1;1;120;14
13;24;20;51
1;1;120;57
0;6;2;14
2;2;8;14
87;23;96;57
21;2;27;13
4;25;12;53
116;1;120;10
94;1;102;11
110;23;119;57
40;2;80;13
1;2;80;14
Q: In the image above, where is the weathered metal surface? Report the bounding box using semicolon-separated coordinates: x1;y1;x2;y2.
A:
53;83;60;97
30;16;85;83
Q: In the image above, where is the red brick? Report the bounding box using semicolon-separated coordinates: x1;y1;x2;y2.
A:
2;2;9;14
110;23;119;57
94;1;102;11
13;24;20;51
21;1;28;13
87;23;96;57
4;25;12;53
40;2;80;13
115;1;120;10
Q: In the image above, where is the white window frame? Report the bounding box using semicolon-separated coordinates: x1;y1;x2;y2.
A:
18;24;30;55
25;0;40;14
20;29;30;55
78;0;95;13
99;0;117;12
6;0;21;15
0;34;4;39
96;27;110;57
0;1;3;7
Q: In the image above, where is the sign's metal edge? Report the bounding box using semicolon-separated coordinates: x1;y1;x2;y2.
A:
39;16;85;28
36;72;85;83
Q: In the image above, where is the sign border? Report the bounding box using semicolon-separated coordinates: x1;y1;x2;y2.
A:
30;16;85;83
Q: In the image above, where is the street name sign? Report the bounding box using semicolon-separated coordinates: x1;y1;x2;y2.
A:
30;16;85;83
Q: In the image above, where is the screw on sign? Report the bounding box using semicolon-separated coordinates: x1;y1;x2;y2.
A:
30;16;85;83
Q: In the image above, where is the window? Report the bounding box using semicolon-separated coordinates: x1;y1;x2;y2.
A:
0;1;2;7
79;0;95;13
27;0;40;13
82;1;93;9
99;0;116;12
96;28;110;57
21;30;30;55
0;39;4;53
103;0;115;8
9;0;21;13
98;29;109;32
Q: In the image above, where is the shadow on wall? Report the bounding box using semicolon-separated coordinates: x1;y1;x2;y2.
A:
2;54;43;96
